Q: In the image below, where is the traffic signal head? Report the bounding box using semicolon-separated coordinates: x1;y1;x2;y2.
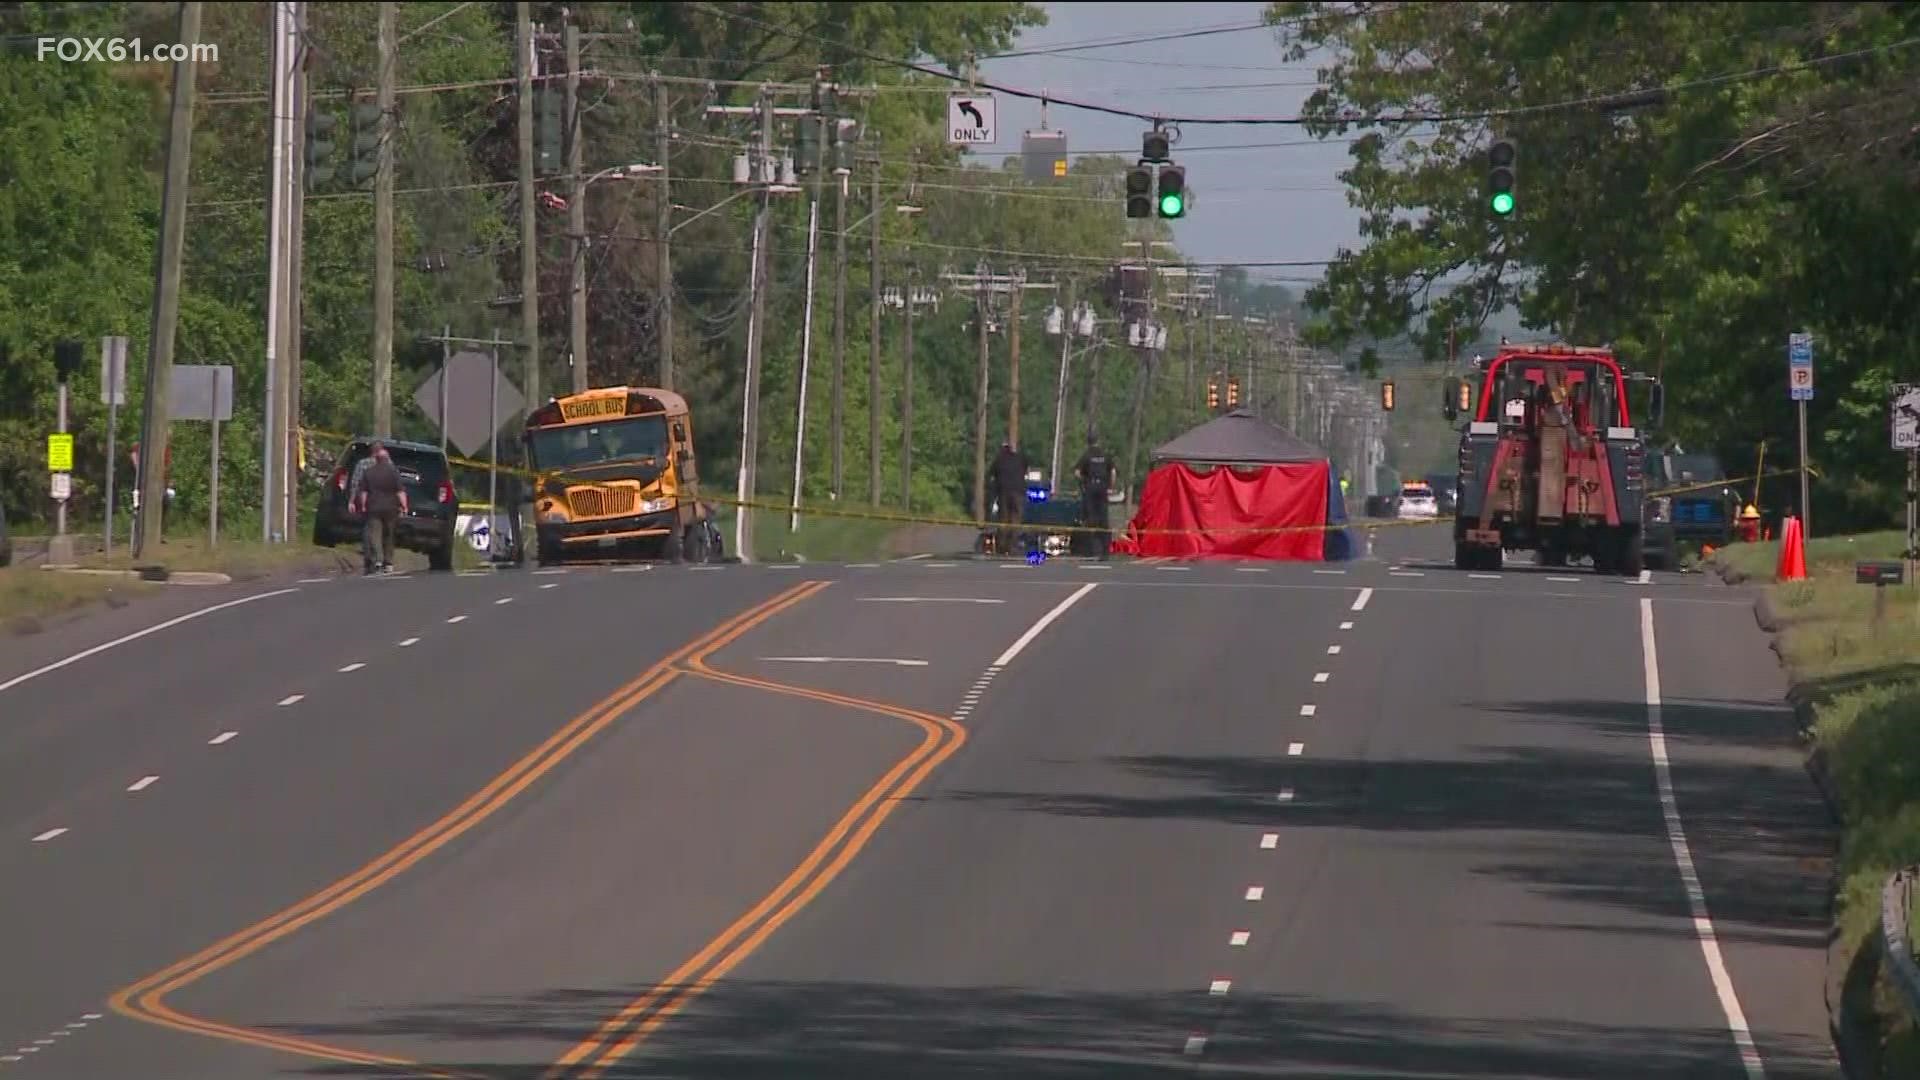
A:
1125;165;1154;218
1226;376;1241;408
1155;165;1186;218
1207;377;1220;411
1381;380;1395;411
1142;129;1170;163
347;102;381;187
536;87;564;175
1488;138;1516;216
304;111;337;189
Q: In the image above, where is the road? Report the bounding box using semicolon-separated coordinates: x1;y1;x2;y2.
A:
0;528;1838;1079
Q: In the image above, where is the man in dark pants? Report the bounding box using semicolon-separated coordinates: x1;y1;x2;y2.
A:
351;441;409;574
1075;436;1115;560
989;440;1028;555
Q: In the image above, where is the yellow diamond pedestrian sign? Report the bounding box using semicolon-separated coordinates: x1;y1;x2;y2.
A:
47;433;74;472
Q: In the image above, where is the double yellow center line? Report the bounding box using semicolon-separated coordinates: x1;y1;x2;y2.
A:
110;579;968;1079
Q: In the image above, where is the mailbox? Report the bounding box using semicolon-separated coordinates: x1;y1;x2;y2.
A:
1856;560;1907;586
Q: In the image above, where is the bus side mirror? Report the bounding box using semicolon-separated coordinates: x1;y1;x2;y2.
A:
672;422;687;442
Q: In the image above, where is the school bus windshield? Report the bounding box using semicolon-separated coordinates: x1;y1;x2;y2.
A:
527;415;668;471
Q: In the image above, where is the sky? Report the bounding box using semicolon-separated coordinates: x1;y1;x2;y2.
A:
976;1;1359;283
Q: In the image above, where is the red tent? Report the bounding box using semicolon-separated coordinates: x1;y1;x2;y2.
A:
1111;409;1344;561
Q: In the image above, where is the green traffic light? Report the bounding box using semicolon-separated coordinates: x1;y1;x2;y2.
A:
1159;193;1184;216
1491;192;1514;215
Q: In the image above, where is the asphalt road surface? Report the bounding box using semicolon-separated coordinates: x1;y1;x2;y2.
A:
0;527;1838;1079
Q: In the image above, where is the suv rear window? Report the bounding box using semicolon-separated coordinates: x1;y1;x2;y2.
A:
346;444;449;481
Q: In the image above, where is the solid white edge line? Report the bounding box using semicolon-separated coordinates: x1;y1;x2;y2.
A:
760;657;929;666
1642;597;1766;1079
1350;586;1373;612
127;776;159;792
0;588;300;696
992;583;1099;668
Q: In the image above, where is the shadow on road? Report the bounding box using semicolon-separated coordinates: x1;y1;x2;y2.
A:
287;979;1832;1079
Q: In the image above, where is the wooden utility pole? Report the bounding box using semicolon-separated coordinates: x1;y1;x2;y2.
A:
867;157;883;506
135;0;201;557
565;20;587;392
736;90;774;562
372;1;395;435
972;275;992;521
653;74;673;390
830;158;849;499
516;3;540;407
901;264;915;510
1008;279;1022;449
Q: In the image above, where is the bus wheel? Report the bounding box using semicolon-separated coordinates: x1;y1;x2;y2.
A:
683;523;712;564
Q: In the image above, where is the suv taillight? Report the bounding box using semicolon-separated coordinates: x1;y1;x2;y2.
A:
437;479;455;504
331;468;348;491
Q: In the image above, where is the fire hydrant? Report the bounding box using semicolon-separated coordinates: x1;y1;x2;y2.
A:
1735;503;1762;544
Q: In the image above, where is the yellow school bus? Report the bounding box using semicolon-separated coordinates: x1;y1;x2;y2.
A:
522;386;717;564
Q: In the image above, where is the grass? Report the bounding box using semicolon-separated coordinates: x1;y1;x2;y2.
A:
0;566;156;631
1711;533;1920;1075
713;505;939;563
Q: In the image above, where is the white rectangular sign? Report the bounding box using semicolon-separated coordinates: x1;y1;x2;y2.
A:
51;472;71;501
947;93;996;146
1894;383;1920;451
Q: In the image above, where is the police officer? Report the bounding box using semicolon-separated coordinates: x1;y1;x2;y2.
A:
989;440;1028;555
1075;436;1115;560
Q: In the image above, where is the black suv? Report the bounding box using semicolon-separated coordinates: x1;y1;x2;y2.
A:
312;438;460;571
1641;451;1736;571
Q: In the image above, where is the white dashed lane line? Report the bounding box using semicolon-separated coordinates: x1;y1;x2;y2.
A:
1209;979;1233;995
1244;886;1264;901
1277;787;1295;802
1230;930;1250;946
1313;672;1330;682
127;776;159;793
1547;576;1581;583
277;694;304;707
30;828;67;843
338;662;366;673
208;731;237;745
1287;742;1305;756
1338;621;1353;630
1184;1035;1208;1056
1260;833;1279;848
494;597;514;605
446;615;468;624
1327;645;1341;655
1350;587;1373;612
540;583;559;590
399;637;420;647
1299;705;1316;717
3;1013;103;1067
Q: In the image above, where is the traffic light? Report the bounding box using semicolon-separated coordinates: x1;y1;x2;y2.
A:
1155;165;1186;218
1125;165;1154;218
1207;375;1220;411
794;114;822;175
304;110;337;190
347;102;381;187
1142;129;1170;163
536;86;563;175
1488;138;1517;216
1226;376;1241;409
1381;379;1395;411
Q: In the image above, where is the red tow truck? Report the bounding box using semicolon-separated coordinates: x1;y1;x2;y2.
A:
1445;343;1665;574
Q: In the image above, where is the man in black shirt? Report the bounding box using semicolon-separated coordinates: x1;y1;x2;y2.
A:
989;440;1028;555
351;442;410;574
1075;437;1115;560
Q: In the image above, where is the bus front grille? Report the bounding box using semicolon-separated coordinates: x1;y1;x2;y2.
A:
567;486;638;518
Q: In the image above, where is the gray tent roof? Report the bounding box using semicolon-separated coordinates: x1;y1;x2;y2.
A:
1150;408;1325;465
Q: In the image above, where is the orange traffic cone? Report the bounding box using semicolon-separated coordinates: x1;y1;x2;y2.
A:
1776;515;1807;582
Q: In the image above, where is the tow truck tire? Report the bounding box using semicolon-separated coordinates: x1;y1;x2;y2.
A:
1483;546;1504;572
1619;530;1645;576
1454;542;1475;571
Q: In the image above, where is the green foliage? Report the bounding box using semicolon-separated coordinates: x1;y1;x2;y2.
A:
0;0;1251;534
1268;0;1920;530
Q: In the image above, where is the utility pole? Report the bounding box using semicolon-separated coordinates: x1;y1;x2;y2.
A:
1048;280;1077;486
901;263;915;510
653;74;673;390
788;165;823;532
736;90;775;562
565;19;587;392
372;1;395;436
868;156;883;506
135;0;201;558
260;0;289;545
516;3;540;409
972;272;992;521
830;143;849;500
284;8;307;540
1008;278;1023;450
